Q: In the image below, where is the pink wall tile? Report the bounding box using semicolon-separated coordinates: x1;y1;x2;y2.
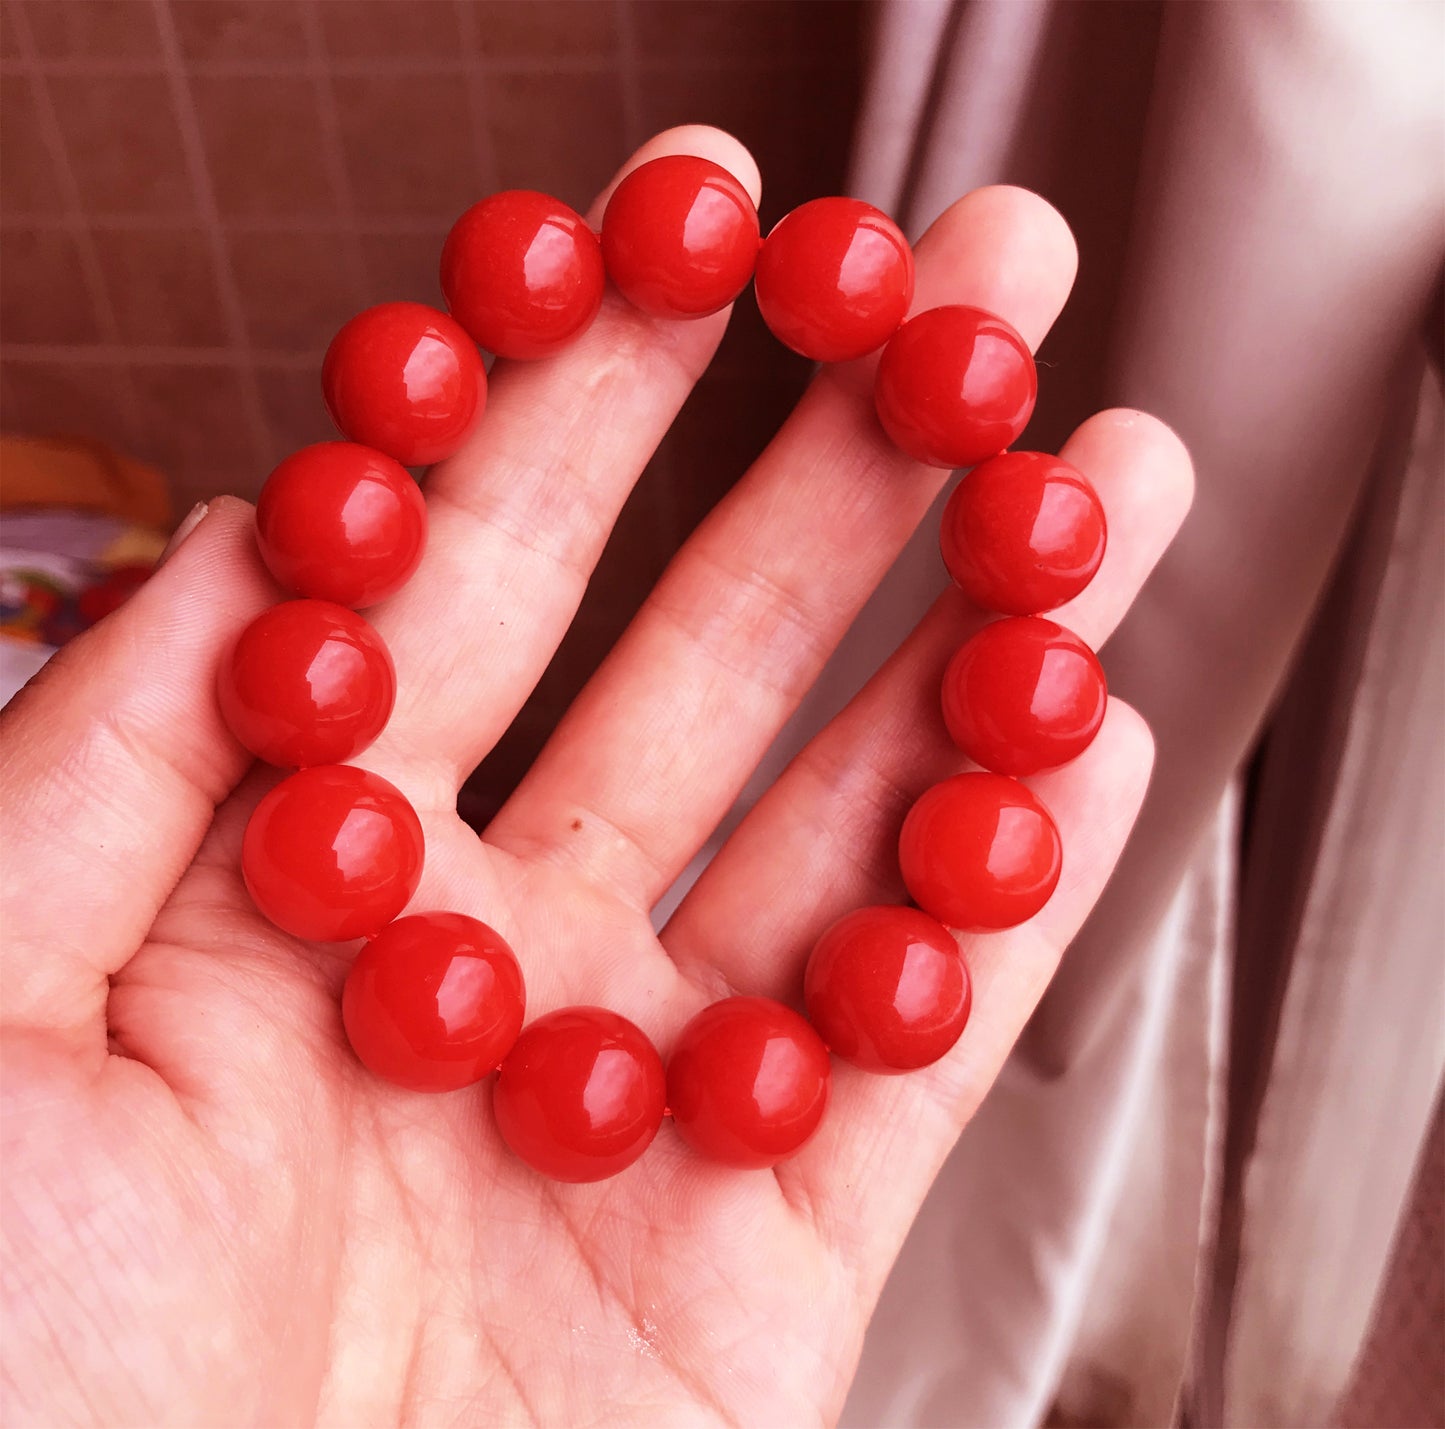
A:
632;0;860;61
0;229;101;343
332;74;480;219
171;0;307;62
229;229;365;350
47;74;195;214
89;228;229;347
0;359;135;450
192;76;339;217
0;82;66;214
470;0;618;58
488;72;625;209
317;0;463;58
20;0;160;58
359;230;450;308
0;2;19;59
125;363;261;499
2;0;862;802
255;365;334;465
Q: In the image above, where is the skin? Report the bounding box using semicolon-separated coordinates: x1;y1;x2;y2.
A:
0;128;1192;1427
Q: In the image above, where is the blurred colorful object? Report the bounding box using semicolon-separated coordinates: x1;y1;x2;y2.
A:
1;435;172;705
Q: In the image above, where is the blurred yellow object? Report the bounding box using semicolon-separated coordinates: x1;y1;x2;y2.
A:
0;435;171;530
97;524;168;566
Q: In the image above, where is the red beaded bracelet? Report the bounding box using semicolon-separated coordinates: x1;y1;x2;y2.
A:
220;152;1109;1185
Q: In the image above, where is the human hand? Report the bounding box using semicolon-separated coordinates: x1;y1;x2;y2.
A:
0;127;1191;1426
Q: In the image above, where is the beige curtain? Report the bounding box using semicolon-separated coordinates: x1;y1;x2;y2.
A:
813;2;1444;1425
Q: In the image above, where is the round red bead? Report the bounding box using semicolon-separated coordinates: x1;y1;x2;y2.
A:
242;764;424;942
941;617;1107;776
322;302;486;467
941;451;1107;615
217;599;395;768
898;773;1061;930
493;1007;666;1183
754;197;914;362
441;190;605;360
874;305;1037;468
804;906;971;1073
256;442;426;609
600;154;759;319
666;997;830;1169
342;912;524;1092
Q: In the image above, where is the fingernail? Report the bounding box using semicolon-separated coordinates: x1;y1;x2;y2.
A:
156;502;209;569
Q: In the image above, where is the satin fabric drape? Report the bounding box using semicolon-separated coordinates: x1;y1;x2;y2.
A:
817;3;1443;1424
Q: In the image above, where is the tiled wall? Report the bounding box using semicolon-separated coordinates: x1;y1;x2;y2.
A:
0;0;863;806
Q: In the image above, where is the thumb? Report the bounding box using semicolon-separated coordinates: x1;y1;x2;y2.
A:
0;497;273;1058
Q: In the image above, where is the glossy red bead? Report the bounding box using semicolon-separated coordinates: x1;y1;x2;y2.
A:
322;302;486;467
256;442;427;608
667;997;831;1169
804;906;971;1073
242;764;424;942
898;773;1062;930
600;154;760;319
942;617;1107;776
874;305;1037;468
342;912;524;1092
941;451;1107;615
441;190;605;360
493;1007;666;1183
217;599;395;768
754;197;914;362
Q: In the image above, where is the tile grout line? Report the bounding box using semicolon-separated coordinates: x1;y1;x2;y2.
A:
149;0;276;477
297;0;371;304
6;1;145;451
454;0;502;203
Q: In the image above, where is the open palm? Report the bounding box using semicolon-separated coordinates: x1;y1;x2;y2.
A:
0;128;1191;1427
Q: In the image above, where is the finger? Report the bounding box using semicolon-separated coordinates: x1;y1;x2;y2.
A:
364;126;762;797
663;409;1193;996
1043;409;1197;637
485;186;1079;903
780;702;1155;1301
0;499;273;1053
